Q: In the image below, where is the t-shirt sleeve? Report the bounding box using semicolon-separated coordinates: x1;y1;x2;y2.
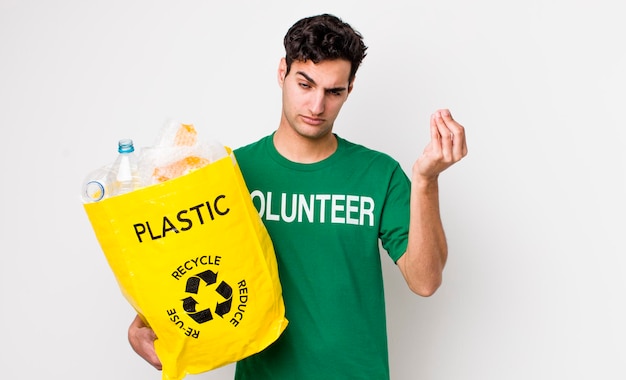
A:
378;163;411;263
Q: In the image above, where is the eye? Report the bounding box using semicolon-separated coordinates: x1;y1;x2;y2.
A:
327;89;344;97
299;82;311;89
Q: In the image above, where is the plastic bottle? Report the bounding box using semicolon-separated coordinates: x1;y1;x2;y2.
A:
81;166;113;203
109;139;140;196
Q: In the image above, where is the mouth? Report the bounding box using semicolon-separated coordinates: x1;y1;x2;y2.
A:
301;115;325;126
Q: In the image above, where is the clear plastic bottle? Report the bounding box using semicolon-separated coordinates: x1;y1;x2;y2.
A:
81;166;113;203
109;139;140;197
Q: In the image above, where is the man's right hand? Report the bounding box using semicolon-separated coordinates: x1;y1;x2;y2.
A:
128;314;162;370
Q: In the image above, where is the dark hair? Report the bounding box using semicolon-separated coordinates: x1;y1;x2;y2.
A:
283;14;368;83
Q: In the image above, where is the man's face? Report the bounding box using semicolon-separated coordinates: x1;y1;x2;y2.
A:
278;58;353;140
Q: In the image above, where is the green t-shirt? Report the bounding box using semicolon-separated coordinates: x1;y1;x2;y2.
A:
233;134;410;380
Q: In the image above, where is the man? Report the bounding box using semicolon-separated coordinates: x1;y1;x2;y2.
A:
129;13;467;379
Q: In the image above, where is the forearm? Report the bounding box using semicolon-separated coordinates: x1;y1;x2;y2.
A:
398;108;465;296
399;174;448;296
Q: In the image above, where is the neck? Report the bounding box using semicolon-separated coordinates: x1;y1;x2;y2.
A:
273;124;337;164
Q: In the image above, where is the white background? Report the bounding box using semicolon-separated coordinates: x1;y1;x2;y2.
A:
1;1;624;379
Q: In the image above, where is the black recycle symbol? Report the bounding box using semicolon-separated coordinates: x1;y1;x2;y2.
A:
182;269;233;324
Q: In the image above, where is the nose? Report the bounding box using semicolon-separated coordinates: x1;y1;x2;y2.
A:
308;90;325;116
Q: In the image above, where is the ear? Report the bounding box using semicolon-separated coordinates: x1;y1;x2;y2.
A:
277;58;287;88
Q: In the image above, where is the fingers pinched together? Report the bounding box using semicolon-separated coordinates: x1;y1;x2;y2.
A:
414;109;468;180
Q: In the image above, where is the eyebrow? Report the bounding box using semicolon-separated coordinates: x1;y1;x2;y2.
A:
296;71;348;93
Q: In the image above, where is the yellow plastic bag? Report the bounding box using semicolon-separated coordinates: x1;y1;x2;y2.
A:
84;151;288;380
